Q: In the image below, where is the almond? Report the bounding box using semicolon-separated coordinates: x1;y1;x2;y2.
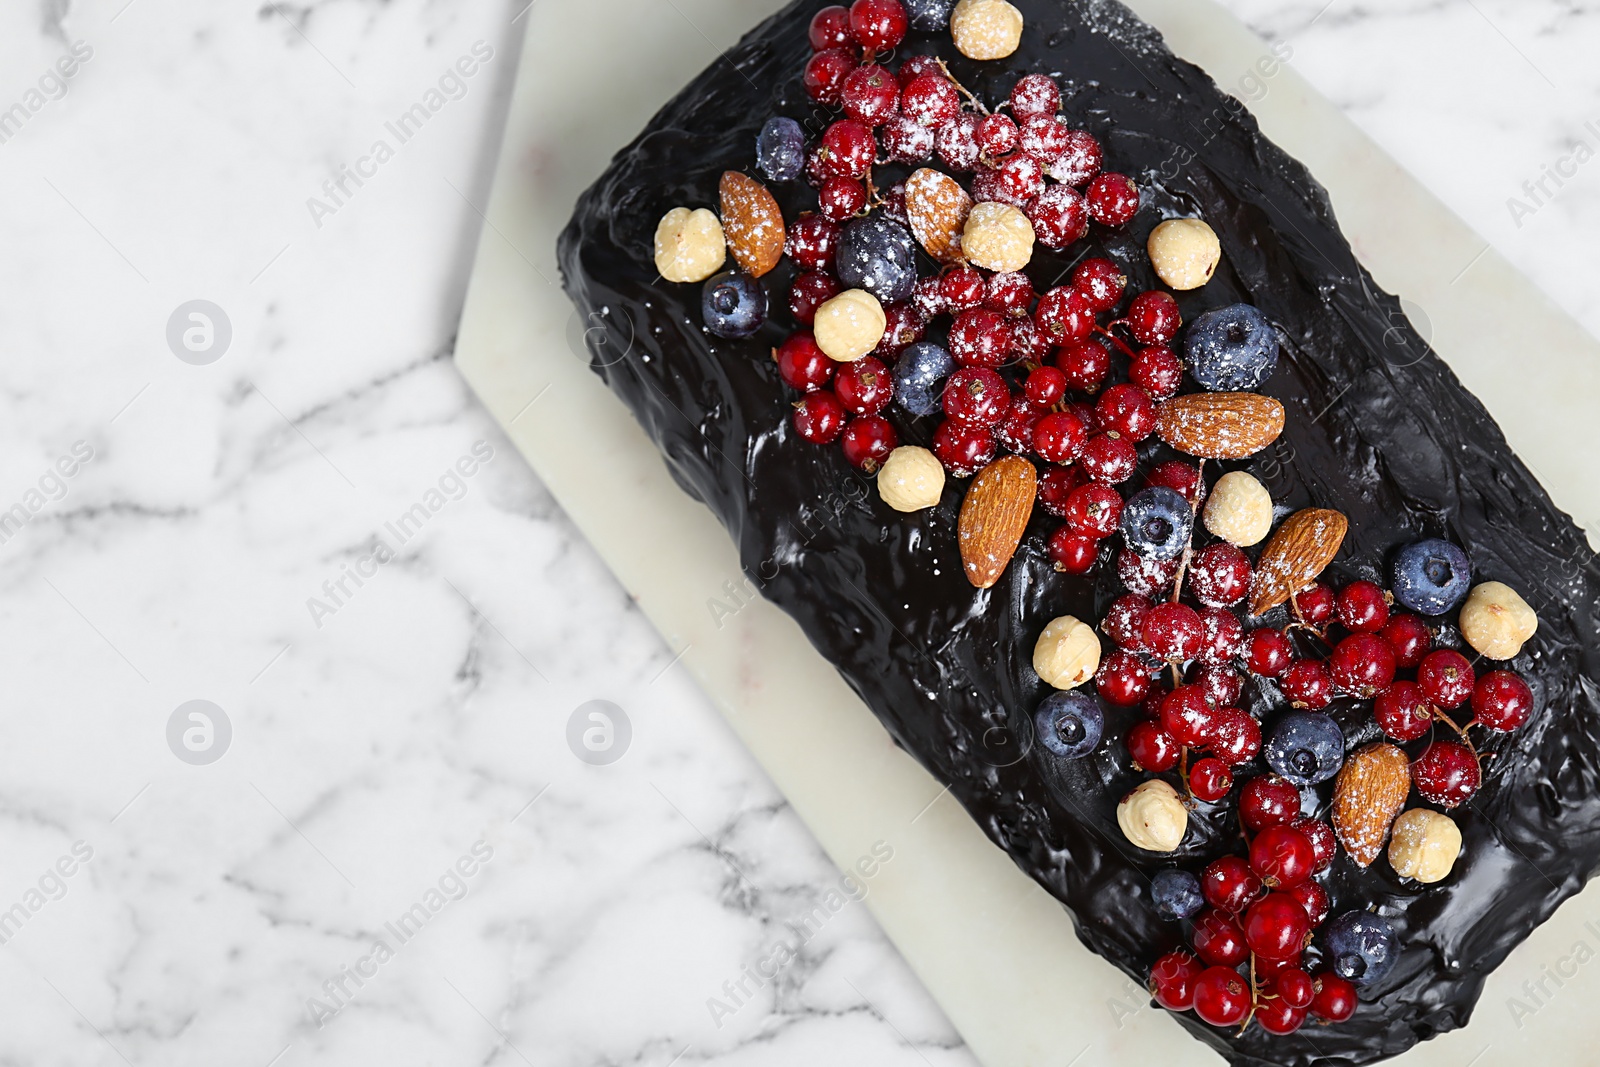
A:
905;167;972;264
1333;743;1411;867
959;455;1037;589
1249;508;1348;615
1154;392;1285;460
719;171;784;277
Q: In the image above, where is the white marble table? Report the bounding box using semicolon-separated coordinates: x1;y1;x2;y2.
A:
2;1;1597;1064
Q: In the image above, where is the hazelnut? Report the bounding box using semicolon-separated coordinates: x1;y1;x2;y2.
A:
654;206;726;284
950;0;1024;61
1387;808;1462;883
1117;779;1188;852
1147;218;1222;290
878;446;946;512
1032;616;1101;690
1459;581;1539;660
961;201;1035;272
814;289;887;362
1202;471;1274;547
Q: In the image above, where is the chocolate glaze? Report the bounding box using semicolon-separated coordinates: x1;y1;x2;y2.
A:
557;2;1600;1064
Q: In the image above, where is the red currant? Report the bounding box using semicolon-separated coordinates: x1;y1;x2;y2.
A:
1095;648;1152;705
940;266;985;310
1192;965;1252;1027
1103;594;1152;649
775;332;834;392
840;64;900;126
1282;659;1333;709
803;48;857;106
929;420;996;477
1190;757;1233;802
1381;613;1433;669
1210;709;1261;765
835;356;894;416
1050;129;1103;186
809;5;853;49
1197;607;1244;666
1192;910;1250;969
793;392;846;444
1159;684;1217;746
1047;527;1098;575
1080;432;1137;484
1337;579;1390;633
1145;603;1203;663
949;307;1012;367
785;214;840;271
1130;345;1183;399
1374;681;1435;743
1117;548;1179;598
881;116;934;164
1201;855;1261;913
941;367;1008;427
820;119;876;178
1287;879;1329;928
1065;482;1123;538
975;113;1019;159
1086;171;1139;225
995;396;1042;455
1249;824;1315;889
1008;73;1060;120
1149;950;1204;1011
1095;384;1156;440
789;271;842;325
1309;973;1357;1023
1126;291;1181;345
973;152;1044;206
1026;184;1089;249
1125;720;1180;771
1024;365;1067;407
1412;739;1481;808
1035;286;1097;346
1291;817;1336;873
1190;543;1251;609
900;72;960;127
1145;460;1204;506
1240;774;1300;831
1194;664;1243;708
984;270;1035;316
1244;891;1311;960
1037;463;1087;518
1274;968;1315;1010
840;415;898;471
1329;633;1397;697
1246;628;1294;678
875;302;926;358
1255;996;1306;1036
1473;670;1534;732
1418;649;1475;709
1018;113;1070;164
848;0;908;51
1032;411;1089;464
1056;338;1111;393
819;175;868;221
935;113;981;171
1293;582;1335;625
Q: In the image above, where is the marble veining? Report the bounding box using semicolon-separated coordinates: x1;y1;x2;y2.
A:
0;0;1595;1064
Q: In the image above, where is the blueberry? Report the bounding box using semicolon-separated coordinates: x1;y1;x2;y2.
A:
701;271;767;339
756;117;805;184
1391;539;1472;616
1150;868;1204;921
905;0;955;31
893;342;954;416
1325;911;1398;986
836;217;918;305
1184;304;1280;391
1264;711;1345;786
1033;691;1104;760
1119;487;1193;561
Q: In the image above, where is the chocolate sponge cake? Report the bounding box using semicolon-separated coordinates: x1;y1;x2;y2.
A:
557;1;1600;1063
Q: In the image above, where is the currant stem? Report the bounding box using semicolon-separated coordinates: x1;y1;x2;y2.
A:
935;58;990;114
1094;324;1140;362
1168;460;1206;606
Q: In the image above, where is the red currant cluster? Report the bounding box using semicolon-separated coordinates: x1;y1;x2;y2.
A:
1150;796;1355;1034
778;1;1161;476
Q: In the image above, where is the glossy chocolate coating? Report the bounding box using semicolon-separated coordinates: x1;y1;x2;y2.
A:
558;2;1600;1063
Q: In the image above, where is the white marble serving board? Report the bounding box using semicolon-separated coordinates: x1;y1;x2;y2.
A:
454;1;1600;1064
